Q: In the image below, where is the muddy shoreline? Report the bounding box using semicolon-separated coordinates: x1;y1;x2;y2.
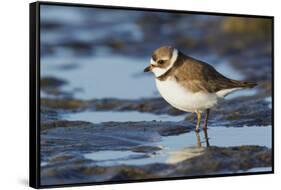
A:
41;117;272;185
39;6;273;186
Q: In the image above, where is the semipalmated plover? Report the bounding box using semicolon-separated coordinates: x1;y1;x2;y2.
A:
144;46;257;132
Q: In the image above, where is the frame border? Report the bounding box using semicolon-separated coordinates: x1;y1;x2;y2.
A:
30;2;41;188
29;1;274;189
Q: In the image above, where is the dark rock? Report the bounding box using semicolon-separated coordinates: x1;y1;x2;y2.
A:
40;145;272;186
56;63;79;71
57;40;94;56
41;21;64;30
40;120;192;163
40;108;59;123
166;146;271;177
131;145;163;153
41;120;93;131
41;76;68;89
41;89;272;127
41;98;86;110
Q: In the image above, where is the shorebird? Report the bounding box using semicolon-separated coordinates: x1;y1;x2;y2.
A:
144;46;257;132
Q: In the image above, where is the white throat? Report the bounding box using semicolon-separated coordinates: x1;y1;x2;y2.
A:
151;49;178;77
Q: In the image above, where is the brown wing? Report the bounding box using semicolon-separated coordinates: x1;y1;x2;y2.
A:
174;56;257;93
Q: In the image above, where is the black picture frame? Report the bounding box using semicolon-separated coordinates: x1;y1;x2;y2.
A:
30;1;274;188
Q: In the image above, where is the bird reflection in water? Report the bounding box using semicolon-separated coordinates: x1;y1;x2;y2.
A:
196;129;210;147
166;129;210;164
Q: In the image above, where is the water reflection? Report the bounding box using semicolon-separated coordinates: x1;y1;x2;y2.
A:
196;129;210;148
39;5;272;184
166;147;204;164
81;125;271;166
63;110;185;123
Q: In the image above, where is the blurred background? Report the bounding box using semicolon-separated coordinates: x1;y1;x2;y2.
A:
39;5;273;185
40;5;272;101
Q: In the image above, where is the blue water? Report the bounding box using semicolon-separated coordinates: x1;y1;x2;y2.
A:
39;5;272;175
83;125;271;166
40;5;257;100
63;110;184;123
41;53;256;100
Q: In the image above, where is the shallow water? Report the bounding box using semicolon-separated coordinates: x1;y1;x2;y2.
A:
221;166;272;174
243;167;272;173
41;53;257;100
265;96;272;109
41;162;48;167
40;8;255;101
83;125;271;166
63;110;184;123
62;107;272;167
41;55;154;99
39;6;272;184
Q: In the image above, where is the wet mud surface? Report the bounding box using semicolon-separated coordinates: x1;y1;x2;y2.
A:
40;116;272;185
39;5;273;186
40;92;272;185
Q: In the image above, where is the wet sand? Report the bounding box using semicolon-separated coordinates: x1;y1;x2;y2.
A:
40;5;273;186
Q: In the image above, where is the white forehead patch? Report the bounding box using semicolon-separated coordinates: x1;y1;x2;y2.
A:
151;48;178;77
150;58;157;66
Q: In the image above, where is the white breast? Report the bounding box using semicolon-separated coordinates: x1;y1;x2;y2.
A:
155;78;219;113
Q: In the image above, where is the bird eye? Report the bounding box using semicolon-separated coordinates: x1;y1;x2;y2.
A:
158;60;165;65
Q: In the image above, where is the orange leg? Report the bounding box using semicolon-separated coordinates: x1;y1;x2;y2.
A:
195;111;202;132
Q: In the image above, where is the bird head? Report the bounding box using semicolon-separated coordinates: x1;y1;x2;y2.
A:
144;46;178;77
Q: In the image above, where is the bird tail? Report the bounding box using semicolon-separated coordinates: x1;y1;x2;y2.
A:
230;80;257;88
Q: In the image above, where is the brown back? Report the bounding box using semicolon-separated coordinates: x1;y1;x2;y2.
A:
157;52;257;93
